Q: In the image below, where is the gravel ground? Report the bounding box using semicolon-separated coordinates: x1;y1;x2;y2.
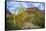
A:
22;22;40;29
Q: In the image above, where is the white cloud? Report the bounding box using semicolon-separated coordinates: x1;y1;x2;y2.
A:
21;2;27;8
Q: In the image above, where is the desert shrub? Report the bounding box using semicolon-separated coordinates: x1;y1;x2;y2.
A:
6;15;16;30
31;11;45;28
15;12;27;29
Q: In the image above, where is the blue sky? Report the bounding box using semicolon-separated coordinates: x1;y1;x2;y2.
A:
7;1;45;14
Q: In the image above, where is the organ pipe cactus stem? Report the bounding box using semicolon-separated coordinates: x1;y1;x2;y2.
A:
13;10;16;26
